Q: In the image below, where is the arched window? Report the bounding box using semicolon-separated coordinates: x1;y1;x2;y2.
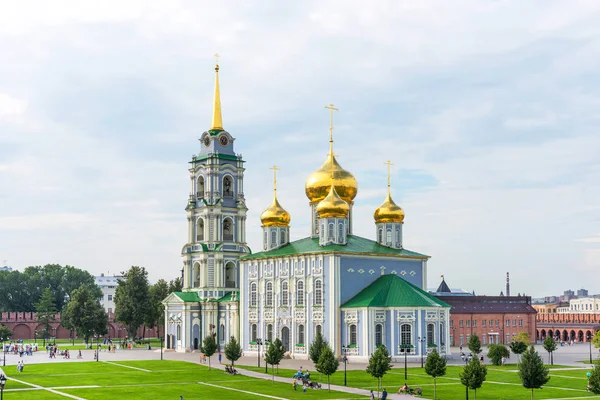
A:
338;223;344;243
271;230;277;247
267;324;273;342
223;218;233;241
250;282;257;307
314;279;323;306
375;324;383;347
197;218;204;242
280;230;286;244
281;281;289;306
386;229;392;243
266;282;273;306
225;262;236;288
223;176;233;197
378;228;383;243
401;324;412;346
316;325;322;336
263;231;267;250
220;324;225;342
320;223;325;240
193;263;200;288
296;280;304;305
328;223;334;239
440;323;445;345
197;176;205;199
251;324;257;342
298;325;305;345
349;324;357;345
427;323;435;345
395;229;400;243
177;324;181;339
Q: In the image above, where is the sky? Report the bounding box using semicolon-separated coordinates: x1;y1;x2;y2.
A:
0;0;599;297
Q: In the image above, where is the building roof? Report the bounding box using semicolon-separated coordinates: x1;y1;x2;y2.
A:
172;291;201;302
435;295;537;314
341;274;450;309
241;235;429;260
436;279;451;293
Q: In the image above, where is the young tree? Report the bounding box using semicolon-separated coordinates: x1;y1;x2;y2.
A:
168;277;183;293
588;359;600;394
114;266;151;339
0;324;12;345
224;336;243;367
542;336;557;365
145;279;169;336
264;342;280;382
316;343;339;392
460;356;488;400
487;344;510;366
468;334;482;355
425;349;447;399
64;285;108;345
509;340;528;363
36;287;58;345
201;334;218;370
309;331;328;378
518;346;550;400
272;338;285;374
515;332;531;346
366;345;392;397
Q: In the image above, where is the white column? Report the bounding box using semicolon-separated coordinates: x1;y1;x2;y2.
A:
391;310;395;356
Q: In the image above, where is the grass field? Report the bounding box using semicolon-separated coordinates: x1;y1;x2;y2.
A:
240;363;599;400
0;360;365;399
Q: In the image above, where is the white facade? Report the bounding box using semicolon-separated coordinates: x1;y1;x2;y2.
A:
557;297;600;314
95;274;123;314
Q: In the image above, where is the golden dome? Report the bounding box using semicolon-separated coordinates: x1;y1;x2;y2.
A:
316;185;350;218
374;193;405;223
305;153;358;203
260;195;291;227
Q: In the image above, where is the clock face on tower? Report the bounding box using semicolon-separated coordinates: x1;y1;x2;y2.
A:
219;135;229;146
203;137;210;147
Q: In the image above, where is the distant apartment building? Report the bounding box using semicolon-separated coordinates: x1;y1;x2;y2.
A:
95;274;123;314
556;297;600;314
0;265;12;272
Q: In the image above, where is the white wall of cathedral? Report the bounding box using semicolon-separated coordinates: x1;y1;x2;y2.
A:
375;222;403;248
310;203;354;237
318;217;347;246
262;226;290;251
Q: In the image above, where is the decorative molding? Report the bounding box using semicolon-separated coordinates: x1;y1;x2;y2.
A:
397;312;415;322
294;309;305;323
312;310;324;323
248;310;258;323
410;270;416;276
344;311;358;324
358;269;364;274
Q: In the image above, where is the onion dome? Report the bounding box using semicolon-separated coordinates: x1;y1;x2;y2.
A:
373;193;405;223
316;185;350;218
305;152;358;203
260;195;291;227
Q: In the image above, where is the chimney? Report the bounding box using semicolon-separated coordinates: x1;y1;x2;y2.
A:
506;272;510;297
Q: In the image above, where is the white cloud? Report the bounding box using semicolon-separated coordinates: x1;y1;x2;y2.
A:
0;94;26;117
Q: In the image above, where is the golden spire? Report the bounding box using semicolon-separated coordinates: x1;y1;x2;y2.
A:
210;53;223;131
324;104;339;155
374;160;405;223
260;165;291;227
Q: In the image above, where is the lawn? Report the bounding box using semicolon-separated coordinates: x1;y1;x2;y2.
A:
1;360;366;399
239;363;598;399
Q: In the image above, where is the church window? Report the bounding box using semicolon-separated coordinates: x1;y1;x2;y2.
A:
338;223;344;243
349;324;357;345
378;228;383;243
250;283;257;307
375;324;383;347
298;325;305;345
280;230;286;244
223;176;233;197
314;279;323;306
321;223;325;238
251;324;257;342
328;223;334;239
263;231;267;250
220;324;225;342
193;263;200;288
401;324;411;346
267;324;273;342
223;218;233;241
427;323;435;346
296;280;304;305
316;325;322;336
197;176;205;199
395;228;400;243
177;325;181;339
386;229;392;243
197;218;204;242
439;323;444;345
265;282;273;306
281;281;289;306
271;230;277;247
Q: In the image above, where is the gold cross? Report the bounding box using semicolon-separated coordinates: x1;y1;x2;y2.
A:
269;165;280;192
384;160;394;191
214;53;220;65
324;104;339;143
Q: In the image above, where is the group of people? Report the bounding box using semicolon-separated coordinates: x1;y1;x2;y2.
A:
370;388;388;399
224;365;238;375
4;341;37;356
16;360;25;372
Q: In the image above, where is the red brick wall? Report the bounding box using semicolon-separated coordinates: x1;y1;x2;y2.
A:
449;312;537;346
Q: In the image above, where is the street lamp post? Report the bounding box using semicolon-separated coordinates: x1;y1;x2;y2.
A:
400;344;411;380
342;345;348;386
2;341;5;367
0;373;7;400
588;334;593;365
418;337;427;368
256;338;263;368
160;336;164;361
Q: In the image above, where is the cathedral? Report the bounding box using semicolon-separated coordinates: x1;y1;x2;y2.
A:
164;60;450;361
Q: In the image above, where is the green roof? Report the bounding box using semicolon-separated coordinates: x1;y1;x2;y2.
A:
213;292;238;303
173;292;201;302
241;235;428;260
190;153;241;163
341;274;450;308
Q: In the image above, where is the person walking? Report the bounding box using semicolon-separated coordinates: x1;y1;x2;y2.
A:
218;352;222;364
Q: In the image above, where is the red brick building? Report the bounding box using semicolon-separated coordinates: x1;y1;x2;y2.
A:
434;295;537;346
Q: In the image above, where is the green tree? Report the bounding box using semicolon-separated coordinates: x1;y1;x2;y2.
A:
201;334;218;370
309;330;328;378
542;336;557;365
516;331;531;346
264;342;280;382
36;287;58;345
510;340;528;363
518;346;550;400
366;345;392;397
425;349;447;399
114;266;151;339
468;334;482;355
224;336;243;367
64;286;108;345
487;344;510;366
588;359;600;394
592;331;600;349
316;344;339;392
0;324;12;344
272;338;285;374
145;279;169;336
168;277;183;293
460;356;488;400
